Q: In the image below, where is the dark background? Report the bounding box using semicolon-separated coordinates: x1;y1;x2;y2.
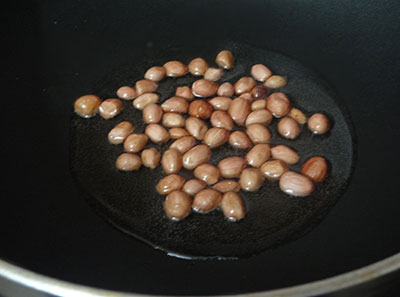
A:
1;0;400;296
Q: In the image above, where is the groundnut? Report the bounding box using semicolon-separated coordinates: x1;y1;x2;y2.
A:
185;117;208;140
188;100;213;119
123;134;148;153
133;93;160;110
245;109;273;126
192;189;222;213
162;113;185;128
204;67;223;81
210;110;234;131
209;97;232;111
234;77;256;95
218;156;246;178
161;149;182;174
116;86;137;100
217;82;234;97
176;86;194;100
141;147;161;169
108;121;134;144
182;144;211;170
169;128;190;139
301;156;328;183
279;171;314;197
251;64;273;82
239;92;253;101
99;98;123;119
156;174;185;195
271;145;299;165
192;79;218;98
266;92;291;118
221;192;245;221
228;98;251;126
239;168;263;192
308;113;330;134
164;191;192;221
194;164;221;185
229;131;253;150
182;179;207;196
215;50;234;69
246;124;271;144
203;127;229;148
289;108;307;124
246;144;271;168
264;75;287;89
142;103;163;124
188;57;208;76
115;153;142;171
251;99;267;111
144;66;166;82
135;79;158;96
145;123;170;144
213;180;240;193
161;97;189;113
260;160;288;180
170;136;196;154
277;116;301;139
251;85;269;99
74;94;102;118
163;61;188;77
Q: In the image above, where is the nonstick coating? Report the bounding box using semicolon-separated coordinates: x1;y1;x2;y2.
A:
2;0;400;295
70;43;354;258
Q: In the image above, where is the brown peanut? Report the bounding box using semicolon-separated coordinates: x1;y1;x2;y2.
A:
239;92;253;101
251;99;267;111
182;179;207;196
210;110;234;131
161;149;182;174
203;127;229;148
194;164;221;185
221;192;245;221
170;136;196;154
308;113;330;134
144;66;166;82
116;86;136;100
188;57;208;76
133;93;160;110
162;112;185;128
239;168;264;192
74;94;102;118
264;75;287;89
229;131;253;150
192;79;218;98
204;67;223;81
176;86;194;100
215;50;234;69
234;77;256;95
108;121;134;144
228;98;251;126
277;116;301;139
217;82;234;97
245;109;273;126
156;174;185;195
246;144;271;168
251;64;273;82
141;147;161;169
271;145;299;165
169;128;190;139
189;100;213;119
185;117;208;140
164;191;192;221
135;79;158;96
246;124;271;144
142;103;163;124
163;61;188;77
218;156;246;178
115;153;142;171
209;97;232;111
250;85;269;99
266;92;291;118
161;96;189;113
213;180;240;193
145;123;170;144
289;108;307;124
192;189;222;213
182;144;211;170
279;171;314;197
99;98;123;119
301;156;328;183
123;133;148;153
260;160;288;180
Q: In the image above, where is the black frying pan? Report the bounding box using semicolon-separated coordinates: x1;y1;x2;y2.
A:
1;0;400;296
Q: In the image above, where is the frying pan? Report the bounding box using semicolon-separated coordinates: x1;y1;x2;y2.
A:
1;0;400;296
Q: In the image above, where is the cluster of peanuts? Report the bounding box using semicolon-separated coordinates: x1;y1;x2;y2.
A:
74;50;330;222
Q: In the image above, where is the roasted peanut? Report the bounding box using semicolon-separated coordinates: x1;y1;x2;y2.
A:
161;148;182;174
156;174;185;195
229;131;253;150
210;110;234;131
218;156;246;178
250;85;269;99
133;93;160;110
221;192;245;221
108;121;134;144
203;127;229;148
192;189;222;213
246;124;271;144
213;180;240;193
135;79;158;96
188;57;208;76
182;144;211;170
251;64;273;82
188;100;213;119
144;66;166;82
141;147;161;169
228;98;251;126
216;50;234;69
209;97;232;111
246;144;271;168
145;123;170;144
279;171;314;197
161;96;189;113
192;79;218;98
182;179;207;196
176;86;194;100
301;156;328;183
169;128;190;139
185;117;208;140
264;75;287;89
74;94;102;118
115;153;142;171
277;116;301;139
239;92;253;101
217;82;234;97
164;191;192;221
308;113;330;134
99;98;123;119
239;168;264;192
260;160;288;180
289;108;307;124
170;136;196;154
123;133;148;153
266;92;291;118
271;145;299;165
116;86;137;100
234;77;256;95
194;164;221;185
163;61;188;77
162;112;185;128
251;99;267;111
245;109;273;126
204;67;223;81
142;103;163;124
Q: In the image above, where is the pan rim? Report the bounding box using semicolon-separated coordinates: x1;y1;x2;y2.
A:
0;252;399;296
